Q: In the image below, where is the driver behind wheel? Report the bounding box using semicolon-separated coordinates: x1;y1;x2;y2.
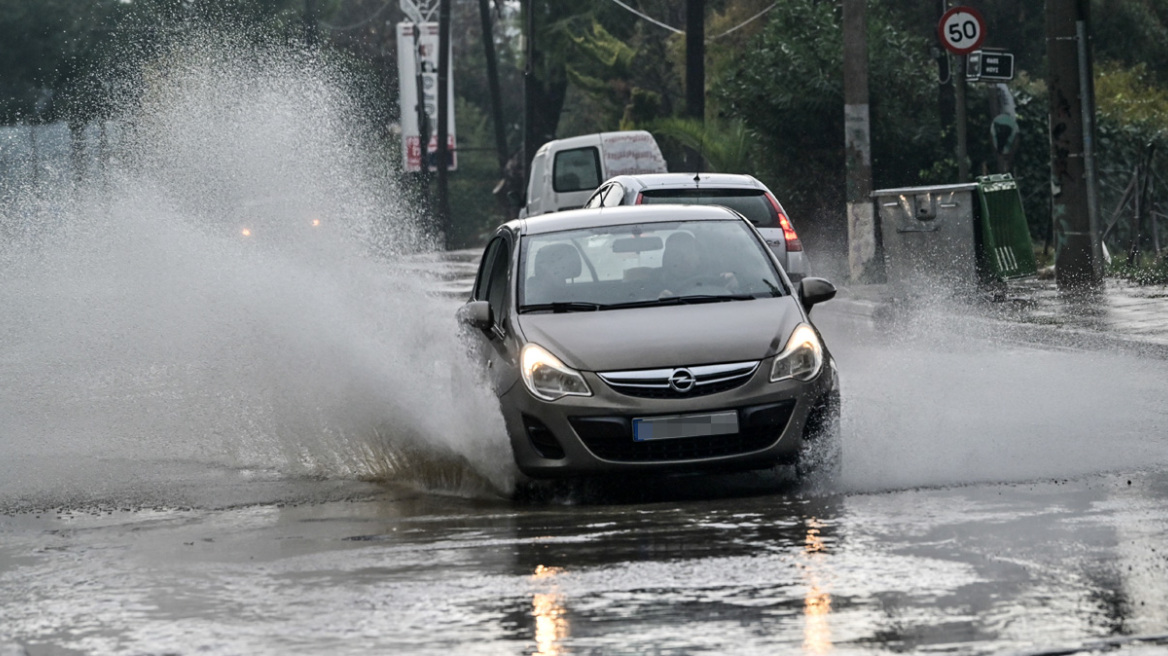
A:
659;231;737;296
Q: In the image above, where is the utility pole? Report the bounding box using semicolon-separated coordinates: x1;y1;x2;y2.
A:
843;0;876;282
685;0;705;170
436;0;452;248
1047;0;1102;289
412;24;431;215
303;0;320;46
478;0;509;177
523;0;537;187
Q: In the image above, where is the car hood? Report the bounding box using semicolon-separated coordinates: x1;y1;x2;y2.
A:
516;297;805;371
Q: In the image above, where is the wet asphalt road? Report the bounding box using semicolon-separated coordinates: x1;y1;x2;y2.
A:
4;262;1168;655
3;467;1168;655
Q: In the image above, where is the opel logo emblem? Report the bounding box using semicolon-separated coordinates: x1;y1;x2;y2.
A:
669;368;695;393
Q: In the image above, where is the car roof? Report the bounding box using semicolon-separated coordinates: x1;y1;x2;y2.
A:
532;130;657;155
605;172;768;191
512;204;744;236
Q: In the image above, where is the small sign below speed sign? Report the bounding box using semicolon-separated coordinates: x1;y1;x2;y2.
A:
938;6;986;55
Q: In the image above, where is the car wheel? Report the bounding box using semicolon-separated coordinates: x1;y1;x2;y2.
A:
795;392;841;484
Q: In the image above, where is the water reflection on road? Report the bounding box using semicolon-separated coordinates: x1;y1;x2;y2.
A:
3;467;1168;654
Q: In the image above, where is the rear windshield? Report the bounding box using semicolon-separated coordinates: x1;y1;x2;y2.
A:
553;147;602;193
639;189;778;227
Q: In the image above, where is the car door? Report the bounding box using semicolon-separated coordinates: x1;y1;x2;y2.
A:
467;233;521;396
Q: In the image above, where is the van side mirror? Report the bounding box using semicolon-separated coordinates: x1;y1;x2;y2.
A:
457;300;493;330
798;277;837;311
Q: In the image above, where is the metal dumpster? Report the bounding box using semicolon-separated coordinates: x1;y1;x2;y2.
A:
873;182;980;292
873;175;1037;293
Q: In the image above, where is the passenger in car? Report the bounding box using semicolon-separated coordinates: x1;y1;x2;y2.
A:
525;242;582;304
660;232;737;296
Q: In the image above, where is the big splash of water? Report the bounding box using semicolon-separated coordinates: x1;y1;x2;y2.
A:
0;33;515;507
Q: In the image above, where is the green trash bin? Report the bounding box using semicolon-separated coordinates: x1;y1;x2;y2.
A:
975;174;1037;281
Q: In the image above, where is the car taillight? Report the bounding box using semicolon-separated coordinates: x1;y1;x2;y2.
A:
766;193;802;252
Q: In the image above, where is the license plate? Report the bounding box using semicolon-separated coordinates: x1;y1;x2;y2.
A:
632;411;739;442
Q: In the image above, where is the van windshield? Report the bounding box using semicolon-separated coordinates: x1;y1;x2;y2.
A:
519;220;784;312
553;147;602;193
639;189;778;227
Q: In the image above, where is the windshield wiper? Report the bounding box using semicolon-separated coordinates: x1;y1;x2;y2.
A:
518;301;608;314
673;294;756;304
606;294;755;309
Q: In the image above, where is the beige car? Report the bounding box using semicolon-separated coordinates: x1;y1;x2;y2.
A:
458;205;840;479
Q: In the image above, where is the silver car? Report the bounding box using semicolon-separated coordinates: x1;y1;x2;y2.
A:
457;205;839;479
582;173;811;281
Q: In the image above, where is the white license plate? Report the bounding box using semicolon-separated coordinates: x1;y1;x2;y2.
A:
632;411;739;442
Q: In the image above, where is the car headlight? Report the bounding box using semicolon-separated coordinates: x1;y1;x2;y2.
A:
521;344;592;401
769;323;824;382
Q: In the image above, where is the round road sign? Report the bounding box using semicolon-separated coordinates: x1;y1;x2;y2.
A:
938;6;986;55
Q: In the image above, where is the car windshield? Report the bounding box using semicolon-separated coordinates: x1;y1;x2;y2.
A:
519;220;784;312
639;189;778;227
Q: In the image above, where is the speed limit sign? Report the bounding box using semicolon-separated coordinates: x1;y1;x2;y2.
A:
938;6;986;55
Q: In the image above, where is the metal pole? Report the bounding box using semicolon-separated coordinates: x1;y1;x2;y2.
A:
955;55;969;183
413;25;431;212
437;0;452;249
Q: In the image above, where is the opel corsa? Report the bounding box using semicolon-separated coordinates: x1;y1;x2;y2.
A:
457;205;840;479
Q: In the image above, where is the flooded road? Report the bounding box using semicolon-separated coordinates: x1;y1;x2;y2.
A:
4;295;1168;656
4;464;1168;655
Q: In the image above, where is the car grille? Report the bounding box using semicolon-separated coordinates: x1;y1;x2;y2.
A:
569;401;795;463
597;360;759;399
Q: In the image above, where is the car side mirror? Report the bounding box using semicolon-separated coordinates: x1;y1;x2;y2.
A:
457;300;493;330
799;277;837;312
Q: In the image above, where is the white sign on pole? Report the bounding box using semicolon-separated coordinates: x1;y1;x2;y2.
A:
396;22;456;172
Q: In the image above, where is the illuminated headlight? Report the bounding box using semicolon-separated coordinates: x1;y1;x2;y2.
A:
521;344;592;401
769;323;824;382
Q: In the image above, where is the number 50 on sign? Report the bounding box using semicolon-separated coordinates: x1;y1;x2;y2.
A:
938;6;986;55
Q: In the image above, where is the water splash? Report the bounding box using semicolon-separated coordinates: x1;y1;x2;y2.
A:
0;31;515;507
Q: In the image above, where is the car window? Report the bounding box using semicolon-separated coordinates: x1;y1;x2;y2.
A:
553;147;601;193
519;220;783;309
639;189;779;227
473;237;504;301
583;185;607;209
484;239;511;325
601;183;626;207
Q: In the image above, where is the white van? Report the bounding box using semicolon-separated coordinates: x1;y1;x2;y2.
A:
519;131;667;218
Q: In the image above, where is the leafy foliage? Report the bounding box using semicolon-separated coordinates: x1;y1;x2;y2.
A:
649;116;754;174
712;0;941;238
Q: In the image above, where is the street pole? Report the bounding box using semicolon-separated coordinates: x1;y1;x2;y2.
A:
478;0;510;177
523;0;537;189
303;0;319;46
685;0;705;170
413;25;431;215
843;0;877;283
436;0;452;249
955;55;969;182
1047;0;1102;289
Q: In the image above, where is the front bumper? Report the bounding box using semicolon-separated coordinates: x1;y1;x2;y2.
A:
499;356;838;477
